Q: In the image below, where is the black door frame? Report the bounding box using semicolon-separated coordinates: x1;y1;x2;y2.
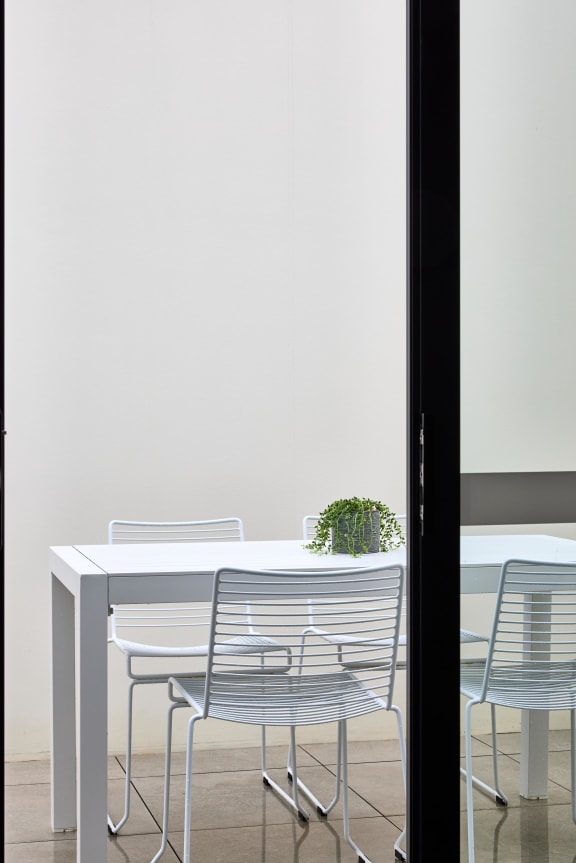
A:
407;2;460;860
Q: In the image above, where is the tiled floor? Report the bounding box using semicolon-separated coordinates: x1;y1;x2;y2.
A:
4;731;575;862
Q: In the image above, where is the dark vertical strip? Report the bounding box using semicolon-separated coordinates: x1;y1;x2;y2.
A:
407;2;461;862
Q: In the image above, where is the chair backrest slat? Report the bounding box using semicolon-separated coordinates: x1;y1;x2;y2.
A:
109;517;244;545
482;559;576;705
203;564;404;723
108;517;246;646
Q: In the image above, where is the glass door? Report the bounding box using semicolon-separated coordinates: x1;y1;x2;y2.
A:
460;2;576;860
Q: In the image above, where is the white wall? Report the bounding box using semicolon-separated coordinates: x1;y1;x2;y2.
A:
5;1;407;758
460;1;576;734
461;0;576;473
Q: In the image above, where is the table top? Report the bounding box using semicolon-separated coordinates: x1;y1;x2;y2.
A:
58;538;405;575
459;533;576;567
50;533;576;579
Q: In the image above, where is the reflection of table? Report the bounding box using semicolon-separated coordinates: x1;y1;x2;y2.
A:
50;535;576;862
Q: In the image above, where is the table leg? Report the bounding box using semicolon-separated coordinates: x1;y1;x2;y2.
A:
520;591;550;799
51;573;77;830
76;573;109;862
520;709;549;798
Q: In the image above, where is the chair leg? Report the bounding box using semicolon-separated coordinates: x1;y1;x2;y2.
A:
108;679;138;835
571;709;576;824
340;718;373;863
262;726;310;821
288;726;342;817
290;703;407;854
464;699;477;863
391;704;407;862
260;724;274;789
489;703;507;805
182;713;201;863
459;703;508;807
151;700;185;863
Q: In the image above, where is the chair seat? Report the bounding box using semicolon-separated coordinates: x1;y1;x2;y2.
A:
112;634;283;658
461;659;576;709
309;628;395;648
310;629;486;650
171;670;389;726
459;628;489;644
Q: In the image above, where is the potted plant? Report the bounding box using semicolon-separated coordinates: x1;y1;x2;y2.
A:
304;497;405;558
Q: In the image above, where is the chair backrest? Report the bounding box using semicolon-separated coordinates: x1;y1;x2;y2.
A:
481;558;576;706
108;518;245;544
302;515;320;541
108;518;247;655
203;564;405;721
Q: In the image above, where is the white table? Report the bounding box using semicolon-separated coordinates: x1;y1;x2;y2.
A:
50;534;576;863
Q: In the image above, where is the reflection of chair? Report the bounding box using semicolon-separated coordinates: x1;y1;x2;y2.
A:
151;564;406;863
461;559;576;863
107;518;283;834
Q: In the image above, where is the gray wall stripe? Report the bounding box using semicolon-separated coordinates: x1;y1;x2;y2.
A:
460;472;576;525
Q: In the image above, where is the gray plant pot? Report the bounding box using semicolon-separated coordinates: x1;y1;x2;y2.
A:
331;511;381;554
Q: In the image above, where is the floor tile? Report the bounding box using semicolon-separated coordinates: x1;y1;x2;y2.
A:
5;733;574;863
5;779;159;845
548;749;575;791
459;753;572;812
133;763;380;834
4;840;80;863
346;760;406;817
107;777;162;836
461;802;576;863
4;757;125;785
301;738;403;766
461;736;494;757
4;835;181;863
117;743;316;778
472;728;572;756
165;815;403;863
4;784;77;845
4;761;53;786
108;834;181;862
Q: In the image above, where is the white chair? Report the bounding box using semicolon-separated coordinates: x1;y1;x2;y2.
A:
302;513;320;541
461;558;576;863
107;518;284;834
151;563;407;863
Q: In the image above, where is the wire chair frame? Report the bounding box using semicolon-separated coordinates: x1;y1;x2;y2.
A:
461;559;576;863
108;517;245;544
302;514;320;541
107;517;285;836
152;564;406;863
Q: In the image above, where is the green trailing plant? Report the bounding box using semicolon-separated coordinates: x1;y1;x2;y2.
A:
304;497;405;558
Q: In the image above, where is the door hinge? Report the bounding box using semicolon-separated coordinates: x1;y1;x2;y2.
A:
419;415;425;536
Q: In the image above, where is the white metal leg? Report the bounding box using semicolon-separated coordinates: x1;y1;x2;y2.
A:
107;678;137;834
520;708;550;798
520;591;551;799
51;574;77;830
75;573;109;863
